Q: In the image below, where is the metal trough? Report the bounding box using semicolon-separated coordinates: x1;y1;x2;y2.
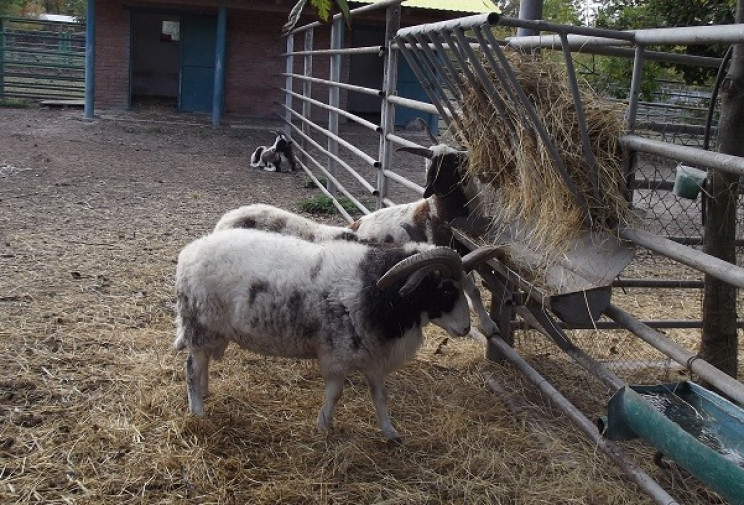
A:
453;217;635;326
599;382;744;505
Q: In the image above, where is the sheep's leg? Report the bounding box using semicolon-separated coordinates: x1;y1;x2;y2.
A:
364;373;400;442
464;273;499;337
317;376;344;434
199;357;210;398
186;349;210;416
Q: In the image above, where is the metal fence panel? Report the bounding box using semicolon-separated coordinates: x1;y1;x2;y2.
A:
0;16;85;101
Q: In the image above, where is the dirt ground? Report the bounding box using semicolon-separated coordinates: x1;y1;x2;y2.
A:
0;106;732;504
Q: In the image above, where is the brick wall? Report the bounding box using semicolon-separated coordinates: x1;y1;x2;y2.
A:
224;10;286;118
91;0;461;119
94;0;130;110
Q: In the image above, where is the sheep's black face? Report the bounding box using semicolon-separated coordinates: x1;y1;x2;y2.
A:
423;153;468;199
416;274;470;337
275;138;288;152
362;252;469;341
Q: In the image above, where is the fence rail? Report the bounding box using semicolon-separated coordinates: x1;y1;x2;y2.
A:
0;16;85;101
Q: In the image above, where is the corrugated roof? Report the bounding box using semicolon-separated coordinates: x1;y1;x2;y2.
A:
353;0;498;14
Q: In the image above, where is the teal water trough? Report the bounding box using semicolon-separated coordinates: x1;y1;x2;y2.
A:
598;381;744;505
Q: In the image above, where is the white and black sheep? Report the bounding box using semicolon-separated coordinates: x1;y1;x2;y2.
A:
349;143;500;337
250;131;297;172
213;203;357;242
174;228;501;441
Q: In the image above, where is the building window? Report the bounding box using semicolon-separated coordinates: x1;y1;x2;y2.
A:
161;21;180;42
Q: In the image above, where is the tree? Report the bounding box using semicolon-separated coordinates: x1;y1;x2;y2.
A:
0;0;25;16
491;0;584;24
595;0;736;84
701;0;742;380
283;0;350;34
542;0;583;25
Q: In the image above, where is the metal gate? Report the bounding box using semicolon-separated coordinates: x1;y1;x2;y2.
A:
0;16;85;101
280;4;744;503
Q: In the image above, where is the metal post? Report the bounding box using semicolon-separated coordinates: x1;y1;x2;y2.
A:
621;45;645;197
84;0;95;118
302;29;313;150
517;0;543;37
377;3;401;208
212;5;227;126
284;35;294;133
327;18;343;197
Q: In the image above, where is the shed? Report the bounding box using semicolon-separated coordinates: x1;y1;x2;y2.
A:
87;0;496;123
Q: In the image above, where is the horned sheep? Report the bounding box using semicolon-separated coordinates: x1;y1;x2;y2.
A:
213;203;357;242
174;228;500;441
349;142;499;336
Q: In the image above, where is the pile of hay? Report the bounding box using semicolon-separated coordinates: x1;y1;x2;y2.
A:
457;50;633;259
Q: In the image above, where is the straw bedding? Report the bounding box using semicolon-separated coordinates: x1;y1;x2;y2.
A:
0;107;722;504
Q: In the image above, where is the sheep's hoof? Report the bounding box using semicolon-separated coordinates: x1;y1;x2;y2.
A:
386;435;403;445
316;414;333;434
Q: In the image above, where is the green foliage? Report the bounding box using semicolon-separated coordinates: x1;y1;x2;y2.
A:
584;55;664;100
595;0;736;84
301;177;328;188
492;0;584;25
283;0;350;34
0;0;86;20
298;195;359;216
543;0;583;25
0;0;24;15
0;97;33;108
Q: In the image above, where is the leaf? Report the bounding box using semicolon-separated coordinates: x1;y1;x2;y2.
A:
334;0;352;29
283;0;352;34
282;0;308;35
309;0;333;23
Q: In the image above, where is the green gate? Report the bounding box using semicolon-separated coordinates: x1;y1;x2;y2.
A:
0;16;85;101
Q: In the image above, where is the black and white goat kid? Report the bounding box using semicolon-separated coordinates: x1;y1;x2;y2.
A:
250;131;297;172
174;228;500;441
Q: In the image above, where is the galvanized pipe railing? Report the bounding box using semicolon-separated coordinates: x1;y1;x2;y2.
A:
281;104;379;170
285;0;401;35
620;228;744;289
484;336;681;505
285;113;378;195
282;73;384;98
282;88;380;132
292;139;372;216
285;45;382;56
605;305;744;406
620;135;744;176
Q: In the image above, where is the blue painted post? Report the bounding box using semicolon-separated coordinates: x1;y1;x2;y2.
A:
212;5;227;126
84;0;95;118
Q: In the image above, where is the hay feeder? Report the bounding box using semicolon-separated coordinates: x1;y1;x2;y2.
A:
396;15;636;328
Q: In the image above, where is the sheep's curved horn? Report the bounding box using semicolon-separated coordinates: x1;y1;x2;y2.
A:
416;117;438;145
377;248;462;293
461;245;506;273
396;146;434;159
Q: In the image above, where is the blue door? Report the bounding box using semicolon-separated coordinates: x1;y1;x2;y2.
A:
395;58;439;134
179;14;216;112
